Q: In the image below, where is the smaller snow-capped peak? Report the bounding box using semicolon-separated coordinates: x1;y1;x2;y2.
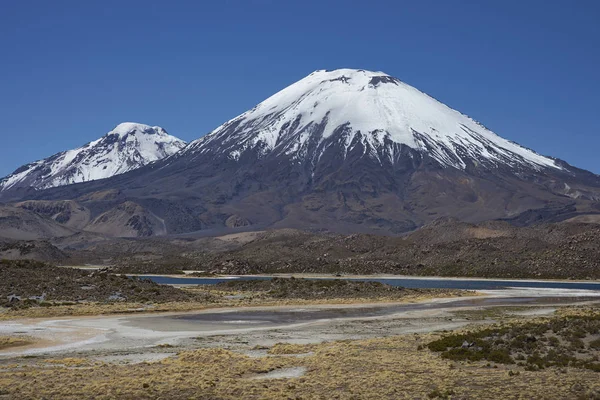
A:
186;69;560;171
0;122;187;191
109;122;169;137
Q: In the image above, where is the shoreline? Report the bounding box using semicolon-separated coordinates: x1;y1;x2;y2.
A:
0;288;471;321
125;271;600;285
226;273;600;284
58;265;600;284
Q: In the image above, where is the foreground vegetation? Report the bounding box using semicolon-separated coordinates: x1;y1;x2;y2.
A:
0;336;32;350
0;262;597;399
208;277;466;300
2;308;600;399
428;310;600;372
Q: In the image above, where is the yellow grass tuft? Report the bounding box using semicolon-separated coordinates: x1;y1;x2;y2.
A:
0;336;32;350
1;329;599;399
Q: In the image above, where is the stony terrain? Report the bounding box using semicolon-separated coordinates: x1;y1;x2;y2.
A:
0;260;468;319
0;260;205;307
101;219;600;280
0;239;68;262
3;218;600;280
208;277;463;300
0;205;75;240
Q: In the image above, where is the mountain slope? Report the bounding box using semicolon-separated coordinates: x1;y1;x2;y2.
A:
0;122;186;192
14;200;91;230
84;201;167;238
184;69;559;172
0;205;76;240
8;69;600;235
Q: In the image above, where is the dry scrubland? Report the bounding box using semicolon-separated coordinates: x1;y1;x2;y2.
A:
0;287;464;320
0;259;209;307
2;259;598;398
2;307;600;399
95;220;600;280
0;288;464;320
0;261;467;319
14;220;600;280
202;277;469;301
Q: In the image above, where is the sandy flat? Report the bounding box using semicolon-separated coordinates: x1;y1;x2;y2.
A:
1;288;599;361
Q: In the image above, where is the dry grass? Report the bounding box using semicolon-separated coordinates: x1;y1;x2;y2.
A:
427;309;600;371
0;336;32;350
0;300;217;320
267;343;318;355
42;358;90;367
1;331;599;399
0;289;470;320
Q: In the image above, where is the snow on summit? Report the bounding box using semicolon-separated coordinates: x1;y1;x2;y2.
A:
1;69;563;194
0;122;186;191
188;69;560;171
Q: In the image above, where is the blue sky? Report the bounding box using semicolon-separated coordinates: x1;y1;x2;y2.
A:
1;0;599;176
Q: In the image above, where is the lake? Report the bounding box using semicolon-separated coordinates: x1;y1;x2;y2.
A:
137;275;600;291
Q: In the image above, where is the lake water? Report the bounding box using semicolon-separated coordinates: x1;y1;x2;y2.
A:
137;275;600;291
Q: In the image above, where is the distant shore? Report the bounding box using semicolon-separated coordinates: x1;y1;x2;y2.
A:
124;271;600;285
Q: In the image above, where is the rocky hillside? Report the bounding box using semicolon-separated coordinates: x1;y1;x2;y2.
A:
0;260;206;307
172;220;600;279
48;219;600;280
0;239;68;262
0;205;75;240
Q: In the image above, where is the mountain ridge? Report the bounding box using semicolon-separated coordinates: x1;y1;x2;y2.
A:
1;69;599;237
0;122;186;192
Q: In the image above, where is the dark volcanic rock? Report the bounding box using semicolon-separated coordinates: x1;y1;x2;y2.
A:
184;221;600;279
225;214;252;228
0;259;208;307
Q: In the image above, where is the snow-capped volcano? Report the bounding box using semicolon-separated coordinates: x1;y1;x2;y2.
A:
186;69;560;171
3;69;598;237
0;122;186;191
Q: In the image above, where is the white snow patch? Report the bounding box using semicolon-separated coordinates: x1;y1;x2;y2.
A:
0;122;187;191
186;69;561;171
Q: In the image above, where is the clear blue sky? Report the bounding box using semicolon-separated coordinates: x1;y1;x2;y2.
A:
1;0;599;176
